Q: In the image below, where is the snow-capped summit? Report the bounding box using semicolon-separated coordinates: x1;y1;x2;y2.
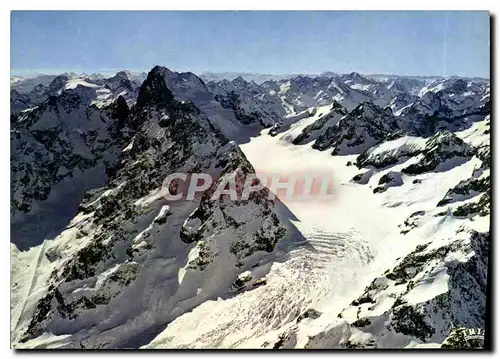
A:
341;71;371;86
232;75;247;87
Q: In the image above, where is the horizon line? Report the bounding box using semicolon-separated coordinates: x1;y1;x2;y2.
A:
10;67;490;81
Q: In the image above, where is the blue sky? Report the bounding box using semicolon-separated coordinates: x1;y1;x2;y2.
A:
11;11;490;77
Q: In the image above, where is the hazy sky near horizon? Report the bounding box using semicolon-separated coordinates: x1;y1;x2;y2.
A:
11;11;490;78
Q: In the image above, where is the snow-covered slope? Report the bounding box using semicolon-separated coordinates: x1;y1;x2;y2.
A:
11;67;490;349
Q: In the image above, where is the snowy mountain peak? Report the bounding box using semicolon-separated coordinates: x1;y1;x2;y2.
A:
47;75;70;95
149;64;176;77
342;71;371;85
352;101;391;118
136;67;176;109
109;70;130;81
232;75;247;86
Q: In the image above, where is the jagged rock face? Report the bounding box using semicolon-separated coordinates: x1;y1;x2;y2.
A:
443;164;491;219
356;136;425;169
11;89;33;113
206;72;462;130
140;66;214;106
109;95;131;131
396;94;454;137
312;102;399;155
418;91;454;116
214;90;263;125
276;72;428;114
437;175;489;208
105;71;135;92
439;79;489;116
137;67;262;140
46;75;70;96
11;90;126;224
291;102;348;145
350;170;373;185
10;72;143;115
332;229;488;348
15;66;287;348
180;152;286;269
11;82;56;113
209;77;285;126
372;171;403;194
278;75;372;113
386;77;425;95
136;66;176;109
401;132;475;175
389;92;421;115
396;80;490;137
440;134;491;220
11;74;58;94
